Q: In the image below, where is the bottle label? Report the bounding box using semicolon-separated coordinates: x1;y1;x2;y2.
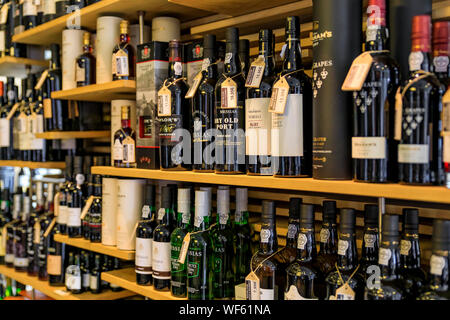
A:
260;288;274;300
47;255;62;275
70;275;81;290
444;136;450;164
409;52;424;72
378;248;392;266
76;63;85;83
245;98;271;156
135;237;152;274
320;228;330;243
271;94;304;157
337;239;349;256
5;254;14;263
400;240;412;256
76;173;85;185
182;211;190;224
90;275;99;290
14;257;28;267
287;224;297;240
0;30;5;52
269;77;290;114
0;119;10;147
352;137;387;159
433;56;449;73
67;207;81;227
157;208;166;221
430;255;446;276
260;229;270;243
366;25;379;42
61;138;76;150
152;241;171;279
44;0;56;15
57;205;68;224
174;62;182;76
364;234;376;248
398;144;429;164
113;138;123;161
23;0;37;16
112;50;129;77
157;85;172;117
43;99;52;118
31;114;44;150
123;136;135;163
297;233;307;250
141;205;150;219
219;213;229;225
285;285;317;300
82;273;90;288
224;53;232;64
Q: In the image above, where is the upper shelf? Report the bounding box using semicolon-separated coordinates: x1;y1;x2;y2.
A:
91;166;450;205
35;131;110;140
51;80;136;102
0;160;65;169
12;0;212;45
0;56;48;78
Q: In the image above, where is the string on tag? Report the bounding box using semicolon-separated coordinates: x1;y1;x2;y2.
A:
249;247;284;274
164;77;187;89
222;72;244;80
335;263;360;287
177;223;217;264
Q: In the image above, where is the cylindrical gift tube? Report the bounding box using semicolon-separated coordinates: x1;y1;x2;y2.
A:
116;179;146;250
151;17;180;42
96;16;122;84
312;0;362;180
62;29;84;90
102;177;118;246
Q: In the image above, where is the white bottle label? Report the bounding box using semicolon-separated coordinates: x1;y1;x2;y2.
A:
287;224;297;240
320;228;330;243
398;144;429;164
135;237;152;274
71;275;81;290
31;115;44;150
14;257;29;267
0;30;5;52
90;275;98;290
297;233;307;250
260;288;274;300
271;94;304;157
409;52;424;72
123;137;135;163
444;136;450;163
337;239;349;256
285;285;318;300
378;248;392;266
0;119;10;147
67;207;81;227
245;98;271;156
260;229;270;243
76;64;85;83
433;56;449;73
174;62;182;76
82;273;90;288
152;241;171;279
352;137;387;159
113;51;129;77
430;255;446;276
364;234;376;248
400;240;412;256
113;139;123;161
57;205;68;224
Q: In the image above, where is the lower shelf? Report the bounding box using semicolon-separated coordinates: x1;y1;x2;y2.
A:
101;268;187;300
0;160;65;169
0;265;134;300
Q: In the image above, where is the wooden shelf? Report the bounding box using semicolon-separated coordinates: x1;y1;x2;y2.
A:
51;80;136;102
91;166;450;204
433;0;450;20
35;131;110;140
0;56;48;78
101;268;187;300
12;0;211;45
0;160;65;169
54;234;135;260
0;265;134;300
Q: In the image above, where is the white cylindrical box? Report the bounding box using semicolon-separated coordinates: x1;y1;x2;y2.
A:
96;16;122;84
111;99;136;166
129;24;150;51
62;29;84;90
116;179;145;250
151;17;180;42
102;177;118;246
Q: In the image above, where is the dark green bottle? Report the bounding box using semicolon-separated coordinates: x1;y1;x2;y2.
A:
212;187;234;299
187;190;213;300
233;187;251;284
170;188;191;297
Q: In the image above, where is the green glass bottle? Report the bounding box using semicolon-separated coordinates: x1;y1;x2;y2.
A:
211;187;234;299
187;190;213;300
233;187;251;285
170;188;191;298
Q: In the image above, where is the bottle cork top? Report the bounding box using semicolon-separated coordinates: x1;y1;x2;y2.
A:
299;204;314;228
364;204;379;227
288;198;302;219
382;214;399;241
322;200;337;222
217;188;230;216
195;190;209;218
177;188;191;214
411;15;431;52
339;208;356;233
236;187;248;212
261;200;275;221
402;208;419;232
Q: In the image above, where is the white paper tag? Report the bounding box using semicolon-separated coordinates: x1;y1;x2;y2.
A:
269;77;289;114
220;77;237;108
297;233;307;250
157;86;172;116
245;56;265;88
409;52;424;72
185;71;203;99
342;52;374;91
430;255;446;276
157;208;166;221
177;233;191;264
245;271;260;300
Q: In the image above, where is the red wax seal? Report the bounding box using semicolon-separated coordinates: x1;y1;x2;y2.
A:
368;0;386;27
411;15;432;52
433;21;450;57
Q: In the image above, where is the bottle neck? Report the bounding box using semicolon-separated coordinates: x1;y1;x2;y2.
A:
83;43;92;54
366;25;388;51
285;218;299;248
217;211;230;229
428;250;449;291
259;219;278;254
177;210;190;229
169;45;182;79
159;207;173;226
379;239;401;279
282;36;302;73
121;118;131;129
296;227;316;262
234;209;248;226
400;231;421;269
410;36;432;74
259;40;275;76
337;232;358;270
224;41;241;76
193;214;210;232
319;221;337;254
119;33;129;45
361;226;379;262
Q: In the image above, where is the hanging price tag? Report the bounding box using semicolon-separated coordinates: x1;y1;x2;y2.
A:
221;77;237;108
80;195;95;220
112;49;129;77
35;69;49;90
245;271;260;300
34;221;41;244
342;52;374;91
394;87;403;141
6;103;20;120
177;233;191;264
245;55;266;88
268;77;290;114
329;283;355;300
185;71;203;99
157;85;172;116
43;217;56;238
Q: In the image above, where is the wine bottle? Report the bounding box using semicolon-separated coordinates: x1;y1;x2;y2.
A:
433;21;450;87
58;155;73;235
8;0;25;57
31;85;45;162
191;34;217;172
397;15;445;185
70;253;82;294
55;0;68;18
399;208;426;299
233;187;251;285
317;200;338;276
152;186;174;291
112;106;136;168
211;187;234;299
0;81;8;160
38;183;54;281
81;251;90;292
170;188;191;297
325;208;365;300
22;0;36;30
159;40;191;171
281;197;302;265
285;204;322;300
358;204;380;282
13;0;24;35
27;183;42;276
75;31;96;87
417;219;450;300
14;194;29;272
67;156;84;238
5;77;18;160
187;190;213;300
89;254;102;293
352;0;401;183
88;173;102;243
135;184;156;285
112;20;135;81
214;27;246;174
246;29;276;176
5;187;22;268
47;225;67;286
365;214;405;300
272;16;313;177
0;2;9;57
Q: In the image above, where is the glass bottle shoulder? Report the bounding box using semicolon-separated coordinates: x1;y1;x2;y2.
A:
137;220;154;237
285;259;319;279
171;226;187;243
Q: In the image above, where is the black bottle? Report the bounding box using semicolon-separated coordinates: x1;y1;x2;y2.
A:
67;156;84;238
281;197;302;265
90;254;102;294
358;204;380;282
317;200;338;276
